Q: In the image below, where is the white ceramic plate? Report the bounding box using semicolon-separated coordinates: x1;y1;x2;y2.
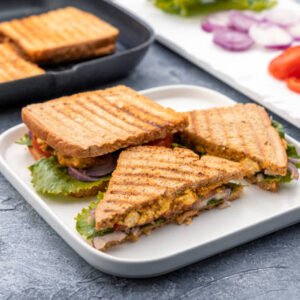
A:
115;0;300;128
0;85;300;278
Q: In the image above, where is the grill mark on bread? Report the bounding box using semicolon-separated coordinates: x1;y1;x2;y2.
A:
89;95;156;133
181;104;288;176
76;98;137;135
95;146;245;230
61;102;124;139
22;86;188;157
0;43;44;83
0;7;119;64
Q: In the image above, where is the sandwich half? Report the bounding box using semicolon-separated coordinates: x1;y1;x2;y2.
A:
180;104;299;192
76;146;246;251
0;7;119;64
18;86;187;197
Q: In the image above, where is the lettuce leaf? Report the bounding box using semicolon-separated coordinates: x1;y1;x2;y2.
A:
264;172;293;184
272;120;285;139
287;144;300;159
16;133;32;146
153;0;277;16
75;193;113;239
29;156;110;196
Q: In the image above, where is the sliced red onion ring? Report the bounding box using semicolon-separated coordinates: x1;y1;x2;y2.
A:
265;10;300;28
201;12;231;32
213;28;253;51
288;23;300;41
288;162;299;180
256;173;265;183
288;157;300;165
93;232;127;250
68;167;100;182
192;188;232;210
85;155;116;177
229;11;259;33
249;23;293;50
28;131;32;139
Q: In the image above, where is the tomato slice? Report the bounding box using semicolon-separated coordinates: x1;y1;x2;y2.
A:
32;136;51;158
147;134;173;148
269;46;300;80
286;77;300;94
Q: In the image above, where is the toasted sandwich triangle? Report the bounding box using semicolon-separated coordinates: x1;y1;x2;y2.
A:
181;104;288;176
95;146;245;231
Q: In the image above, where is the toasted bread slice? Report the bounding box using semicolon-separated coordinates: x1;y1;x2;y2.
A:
0;43;44;83
181;104;288;177
0;7;119;64
22;85;188;158
95;146;245;231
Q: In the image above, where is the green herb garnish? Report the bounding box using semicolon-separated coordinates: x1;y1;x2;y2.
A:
272;120;285;139
207;198;223;207
16;133;32;146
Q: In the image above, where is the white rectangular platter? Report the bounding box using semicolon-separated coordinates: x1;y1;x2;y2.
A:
115;0;300;128
1;85;300;278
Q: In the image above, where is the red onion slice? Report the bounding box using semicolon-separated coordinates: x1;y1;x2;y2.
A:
289;157;300;165
288;23;300;41
249;23;293;50
201;12;231;32
93;232;127;250
85;154;116;177
213;28;253;51
229;11;259;33
68;167;100;182
288;162;299;180
265;10;300;28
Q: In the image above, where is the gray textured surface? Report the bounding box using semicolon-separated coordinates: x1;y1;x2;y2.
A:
1;41;300;299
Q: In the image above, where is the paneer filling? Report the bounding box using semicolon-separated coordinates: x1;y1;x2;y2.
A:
93;183;242;250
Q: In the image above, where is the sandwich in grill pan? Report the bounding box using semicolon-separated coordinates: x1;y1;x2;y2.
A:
180;104;300;192
0;7;119;64
76;146;247;251
18;85;187;197
0;43;45;83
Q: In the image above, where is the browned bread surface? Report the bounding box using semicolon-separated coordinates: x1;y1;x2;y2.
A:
181;104;287;176
0;7;119;64
0;43;44;83
22;85;188;157
95;146;245;230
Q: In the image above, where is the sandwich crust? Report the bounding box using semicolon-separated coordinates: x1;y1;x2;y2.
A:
95;146;245;231
0;7;119;64
0;43;44;83
181;104;288;176
22;85;188;158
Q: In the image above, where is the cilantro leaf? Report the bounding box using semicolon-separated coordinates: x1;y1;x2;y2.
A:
29;156;110;196
207;199;223;207
272;120;285;139
16;133;32;146
287;144;300;159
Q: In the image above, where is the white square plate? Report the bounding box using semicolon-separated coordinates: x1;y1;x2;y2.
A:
0;85;300;278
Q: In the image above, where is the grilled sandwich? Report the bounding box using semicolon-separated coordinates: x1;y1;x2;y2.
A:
180;104;299;192
18;85;187;197
76;146;247;251
0;7;119;64
0;43;44;83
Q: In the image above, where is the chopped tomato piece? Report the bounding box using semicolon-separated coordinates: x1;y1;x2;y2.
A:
286;77;300;94
147;134;173;147
269;46;300;80
32;136;51;158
